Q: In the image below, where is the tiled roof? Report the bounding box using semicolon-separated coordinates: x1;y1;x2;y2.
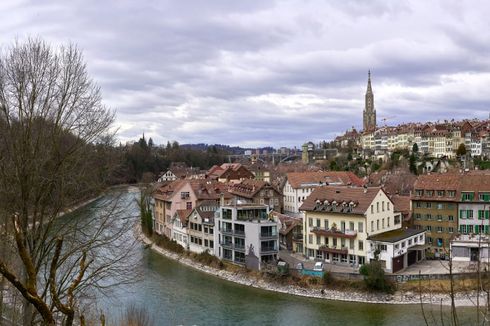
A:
286;171;365;189
175;209;192;224
270;211;302;235
390;195;411;213
300;186;383;215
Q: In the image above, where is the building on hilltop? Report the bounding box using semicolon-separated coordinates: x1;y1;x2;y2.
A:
363;70;377;132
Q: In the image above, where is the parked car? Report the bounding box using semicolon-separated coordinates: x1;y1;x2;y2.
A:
313;261;324;271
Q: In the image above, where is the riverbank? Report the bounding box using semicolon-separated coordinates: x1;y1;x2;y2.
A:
136;230;482;307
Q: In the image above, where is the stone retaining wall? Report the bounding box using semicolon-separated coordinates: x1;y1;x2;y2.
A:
136;229;483;307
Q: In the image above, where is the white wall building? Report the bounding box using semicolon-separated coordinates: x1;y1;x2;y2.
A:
214;204;279;270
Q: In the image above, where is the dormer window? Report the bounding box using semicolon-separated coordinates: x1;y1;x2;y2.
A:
462;192;474;202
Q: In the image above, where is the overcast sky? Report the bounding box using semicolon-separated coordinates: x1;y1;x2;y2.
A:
2;0;490;148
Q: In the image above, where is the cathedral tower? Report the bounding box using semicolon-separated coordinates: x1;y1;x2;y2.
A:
363;70;376;131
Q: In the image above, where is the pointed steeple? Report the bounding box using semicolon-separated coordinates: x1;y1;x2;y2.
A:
363;70;376;131
366;70;372;95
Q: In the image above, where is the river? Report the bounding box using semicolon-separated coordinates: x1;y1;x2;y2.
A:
92;189;476;325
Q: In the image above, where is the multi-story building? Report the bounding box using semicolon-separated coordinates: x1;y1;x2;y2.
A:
153;179;232;237
457;173;490;235
301;187;402;268
187;200;219;253
283;171;365;214
214;204;278;270
412;174;461;257
229;179;283;212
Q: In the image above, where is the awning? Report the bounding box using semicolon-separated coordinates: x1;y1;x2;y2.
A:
408;244;430;251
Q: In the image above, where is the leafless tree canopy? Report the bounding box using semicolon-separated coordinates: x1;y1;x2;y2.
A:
0;38;137;325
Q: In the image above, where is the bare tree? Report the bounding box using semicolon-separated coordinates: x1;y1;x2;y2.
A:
0;38;138;325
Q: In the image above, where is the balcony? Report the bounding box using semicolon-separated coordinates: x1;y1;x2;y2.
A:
260;246;278;254
234;244;245;252
221;229;233;235
220;242;233;249
311;227;357;239
234;229;246;237
318;245;348;255
260;232;278;239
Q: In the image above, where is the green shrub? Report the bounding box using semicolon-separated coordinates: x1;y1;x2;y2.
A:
323;271;333;286
359;261;395;293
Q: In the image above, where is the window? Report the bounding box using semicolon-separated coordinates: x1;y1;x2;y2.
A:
462;192;474;201
416;202;422;208
426;225;432;232
316;235;321;245
358;222;363;233
324;219;329;229
382;201;385;211
467;210;474;219
436;226;443;233
371;205;374;214
186;202;192;210
350;222;355;231
437;203;444;209
460;225;467;234
379;244;387;252
408;239;412;245
387;202;390;211
426;190;434;197
308;235;313;244
468;225;474;233
416;190;423;196
333;238;337;247
437;215;442;221
427;237;433;244
395;215;401;224
316;219;321;228
479;192;490;202
426;202;432;209
376;220;379;230
448;227;454;233
437;190;445;197
415;213;421;220
371;221;374;232
377;202;379;213
382;218;385;228
349;239;354;249
181;192;190;199
395;244;399;249
401;241;406;248
387;217;390;227
308;218;313;227
448;215;454;221
426;214;432;220
447;191;456;197
358;240;364;251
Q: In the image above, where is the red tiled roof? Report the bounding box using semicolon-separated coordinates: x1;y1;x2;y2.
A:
300;186;384;215
175;209;192;224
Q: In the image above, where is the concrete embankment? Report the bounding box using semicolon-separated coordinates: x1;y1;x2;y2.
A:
136;230;481;307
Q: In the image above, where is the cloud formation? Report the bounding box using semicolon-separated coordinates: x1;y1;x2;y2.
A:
2;0;490;147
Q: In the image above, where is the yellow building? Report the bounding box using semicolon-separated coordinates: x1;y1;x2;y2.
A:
301;186;401;266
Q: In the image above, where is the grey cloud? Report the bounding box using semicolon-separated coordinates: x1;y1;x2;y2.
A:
2;0;490;147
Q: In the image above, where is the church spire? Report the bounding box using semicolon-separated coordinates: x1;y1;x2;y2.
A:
363;70;376;131
366;70;372;95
